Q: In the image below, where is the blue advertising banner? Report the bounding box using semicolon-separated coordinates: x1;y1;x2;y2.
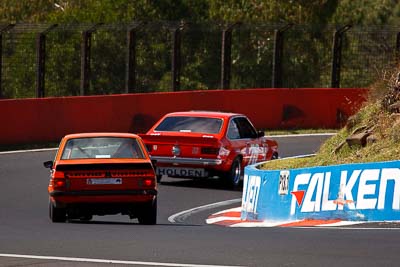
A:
241;160;400;222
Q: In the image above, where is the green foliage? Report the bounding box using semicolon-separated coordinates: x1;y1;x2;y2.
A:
208;0;339;24
2;1;400;97
45;29;81;96
330;0;400;25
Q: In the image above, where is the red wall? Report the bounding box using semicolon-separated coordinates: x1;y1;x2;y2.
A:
0;88;368;145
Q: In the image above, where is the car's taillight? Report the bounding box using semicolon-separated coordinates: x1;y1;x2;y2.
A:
141;176;155;188
52;178;66;189
218;146;230;157
144;178;153;187
52;171;65;179
201;147;220;155
51;171;67;190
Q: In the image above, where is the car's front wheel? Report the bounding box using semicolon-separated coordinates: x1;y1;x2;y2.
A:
138;197;157;225
49;201;67;223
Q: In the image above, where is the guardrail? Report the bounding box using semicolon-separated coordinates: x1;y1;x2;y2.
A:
241;159;400;222
0;88;367;145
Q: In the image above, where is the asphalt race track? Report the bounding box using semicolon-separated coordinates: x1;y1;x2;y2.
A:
1;134;400;267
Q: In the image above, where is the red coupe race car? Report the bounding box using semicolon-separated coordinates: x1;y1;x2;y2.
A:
140;111;278;188
44;133;157;224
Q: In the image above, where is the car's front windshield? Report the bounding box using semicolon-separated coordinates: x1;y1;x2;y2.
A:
61;137;145;159
154;116;223;134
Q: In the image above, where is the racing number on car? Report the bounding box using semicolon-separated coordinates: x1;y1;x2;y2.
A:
248;144;259;165
244;144;266;165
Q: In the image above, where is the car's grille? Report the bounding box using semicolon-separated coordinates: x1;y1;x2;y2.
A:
66;172;104;178
66;170;152;178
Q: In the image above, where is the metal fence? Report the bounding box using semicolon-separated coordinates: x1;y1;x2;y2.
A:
0;22;398;99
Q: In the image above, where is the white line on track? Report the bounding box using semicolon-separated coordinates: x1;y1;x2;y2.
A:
168;199;242;223
0;147;57;155
0;253;245;267
290;226;400;230
266;133;336;138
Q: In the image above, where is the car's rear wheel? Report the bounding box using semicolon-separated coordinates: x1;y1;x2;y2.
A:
224;157;242;189
156;175;162;183
80;215;93;221
49;201;67;223
138;197;157;225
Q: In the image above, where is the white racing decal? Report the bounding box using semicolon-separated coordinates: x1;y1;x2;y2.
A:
157;167;208;178
241;175;261;216
290;168;400;215
241;145;264;165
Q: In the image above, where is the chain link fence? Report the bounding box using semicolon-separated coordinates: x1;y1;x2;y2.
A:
0;22;398;98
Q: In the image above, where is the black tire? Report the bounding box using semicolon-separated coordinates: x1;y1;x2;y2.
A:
138;197;157;225
156;175;162;183
224;157;242;189
272;153;279;160
79;215;93;221
49;201;67;223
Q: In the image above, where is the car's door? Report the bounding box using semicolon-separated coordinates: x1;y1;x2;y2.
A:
233;117;267;166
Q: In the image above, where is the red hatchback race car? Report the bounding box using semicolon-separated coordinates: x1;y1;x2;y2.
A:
44;133;157;224
140;111;278;188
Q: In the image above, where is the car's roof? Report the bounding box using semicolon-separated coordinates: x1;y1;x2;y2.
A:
63;132;140;139
165;111;243;119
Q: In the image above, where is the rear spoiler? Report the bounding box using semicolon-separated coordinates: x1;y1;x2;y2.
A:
138;134;220;146
55;162;154;171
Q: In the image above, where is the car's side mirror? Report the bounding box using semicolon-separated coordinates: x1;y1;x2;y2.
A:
43;161;53;169
257;131;265;138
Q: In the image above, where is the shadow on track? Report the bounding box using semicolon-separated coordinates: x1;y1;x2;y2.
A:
66;219;201;227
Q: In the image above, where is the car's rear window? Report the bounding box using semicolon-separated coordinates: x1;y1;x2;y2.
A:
61;137;145;159
154;116;223;134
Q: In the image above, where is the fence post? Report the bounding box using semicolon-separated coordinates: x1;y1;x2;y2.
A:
125;22;143;94
272;23;292;88
396;32;400;64
171;23;183;92
0;24;14;99
331;25;351;88
80;23;102;96
36;24;57;98
221;23;239;90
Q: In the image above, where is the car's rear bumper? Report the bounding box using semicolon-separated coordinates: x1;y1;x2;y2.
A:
151;156;222;166
49;189;157;205
50;189;157;197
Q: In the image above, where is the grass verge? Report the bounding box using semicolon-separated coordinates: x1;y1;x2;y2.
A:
261;70;400;171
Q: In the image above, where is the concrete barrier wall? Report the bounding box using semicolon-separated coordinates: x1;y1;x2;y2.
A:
0;88;367;145
241;160;400;222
